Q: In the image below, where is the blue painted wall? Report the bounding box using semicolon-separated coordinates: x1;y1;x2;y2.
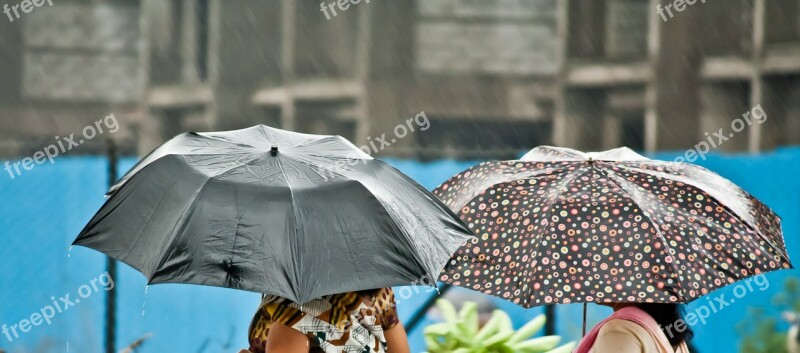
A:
1;149;797;352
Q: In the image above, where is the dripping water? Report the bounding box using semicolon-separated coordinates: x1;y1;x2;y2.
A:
141;285;149;317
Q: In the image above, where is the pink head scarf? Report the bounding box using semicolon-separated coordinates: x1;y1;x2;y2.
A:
574;306;688;353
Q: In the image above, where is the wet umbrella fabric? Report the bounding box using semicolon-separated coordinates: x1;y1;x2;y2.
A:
434;146;792;308
74;125;473;304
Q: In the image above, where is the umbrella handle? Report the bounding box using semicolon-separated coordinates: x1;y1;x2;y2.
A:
582;302;587;337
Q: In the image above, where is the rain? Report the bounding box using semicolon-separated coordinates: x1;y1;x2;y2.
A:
0;1;799;353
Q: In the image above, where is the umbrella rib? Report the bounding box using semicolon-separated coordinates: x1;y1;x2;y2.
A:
192;131;259;149
258;124;323;150
228;185;241;286
273;154;303;302
616;162;755;224
615;162;789;262
596;166;687;302
435;162;490;210
448;161;574;216
352;162;431;279
522;164;590;307
364;166;443;282
118;171;180;276
277;152;350;182
110;152;258;195
293;135;337;149
149;156;266;282
148;181;208;281
390;161;473;281
277;137;372;173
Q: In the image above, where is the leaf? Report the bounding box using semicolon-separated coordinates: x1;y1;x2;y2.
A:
475;310;504;342
511;335;561;353
437;299;459;324
544;342;577;353
423;301;573;353
482;329;514;347
424;322;450;337
496;310;513;333
509;314;546;344
424;335;444;352
458;302;479;336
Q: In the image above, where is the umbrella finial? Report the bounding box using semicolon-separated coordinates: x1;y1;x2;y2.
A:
270;146;278;156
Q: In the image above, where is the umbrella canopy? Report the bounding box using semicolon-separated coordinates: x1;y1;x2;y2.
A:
434;146;792;308
74;125;473;304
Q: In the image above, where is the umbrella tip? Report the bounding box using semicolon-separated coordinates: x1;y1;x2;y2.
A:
270;146;278;156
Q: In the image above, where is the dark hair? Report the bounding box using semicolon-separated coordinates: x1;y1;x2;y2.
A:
356;288;382;296
637;303;693;346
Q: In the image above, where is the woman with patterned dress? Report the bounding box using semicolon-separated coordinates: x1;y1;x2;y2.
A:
239;287;410;353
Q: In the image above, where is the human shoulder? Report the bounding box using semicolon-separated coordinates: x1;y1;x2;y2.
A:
600;319;651;336
593;319;656;353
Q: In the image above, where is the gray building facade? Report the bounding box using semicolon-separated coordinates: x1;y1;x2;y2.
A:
1;0;799;160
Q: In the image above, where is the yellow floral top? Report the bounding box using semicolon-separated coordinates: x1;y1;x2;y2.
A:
248;288;399;353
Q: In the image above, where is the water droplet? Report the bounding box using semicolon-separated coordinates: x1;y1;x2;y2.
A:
66;341;69;352
67;246;72;258
435;287;441;295
141;285;149;317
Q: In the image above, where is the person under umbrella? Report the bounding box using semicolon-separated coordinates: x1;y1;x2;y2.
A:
73;125;474;353
434;146;793;353
242;287;410;353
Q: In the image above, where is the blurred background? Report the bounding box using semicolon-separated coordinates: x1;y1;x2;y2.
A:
1;0;799;352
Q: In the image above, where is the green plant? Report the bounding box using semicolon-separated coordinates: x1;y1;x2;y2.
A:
738;277;800;353
738;307;788;353
422;299;576;353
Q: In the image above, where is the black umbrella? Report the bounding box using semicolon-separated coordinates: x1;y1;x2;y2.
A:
74;125;473;303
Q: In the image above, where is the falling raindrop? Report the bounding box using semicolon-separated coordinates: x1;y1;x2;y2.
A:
434;286;441;295
141;285;148;317
67;246;72;258
66;341;69;352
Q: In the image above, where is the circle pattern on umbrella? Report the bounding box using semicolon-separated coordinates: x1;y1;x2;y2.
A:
435;159;791;307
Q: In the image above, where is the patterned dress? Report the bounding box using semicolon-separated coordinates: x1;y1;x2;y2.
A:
248;288;399;353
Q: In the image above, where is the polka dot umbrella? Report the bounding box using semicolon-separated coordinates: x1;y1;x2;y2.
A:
434;146;792;312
